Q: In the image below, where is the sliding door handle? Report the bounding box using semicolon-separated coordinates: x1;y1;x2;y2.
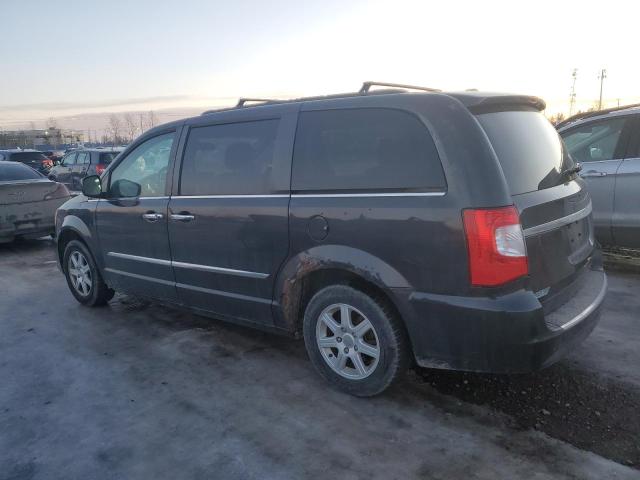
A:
581;171;607;177
170;213;195;222
142;212;163;222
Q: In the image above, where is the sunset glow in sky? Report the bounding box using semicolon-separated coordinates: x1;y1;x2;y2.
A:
1;0;638;130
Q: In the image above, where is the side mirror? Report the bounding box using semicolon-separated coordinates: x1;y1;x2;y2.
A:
110;179;141;198
82;175;102;198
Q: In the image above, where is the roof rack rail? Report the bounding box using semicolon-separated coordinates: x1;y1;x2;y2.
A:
556;102;640;129
359;81;441;94
236;97;278;107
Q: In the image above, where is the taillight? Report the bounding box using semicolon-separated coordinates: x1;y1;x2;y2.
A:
95;163;106;175
462;206;528;287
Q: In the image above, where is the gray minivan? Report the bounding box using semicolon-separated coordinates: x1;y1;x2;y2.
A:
55;83;606;396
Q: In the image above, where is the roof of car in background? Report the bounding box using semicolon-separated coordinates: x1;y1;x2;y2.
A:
557;103;640;130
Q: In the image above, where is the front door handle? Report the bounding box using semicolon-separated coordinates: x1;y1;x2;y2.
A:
142;212;164;222
581;171;607;177
170;213;195;222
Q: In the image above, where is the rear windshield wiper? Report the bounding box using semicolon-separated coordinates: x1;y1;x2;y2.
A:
561;162;582;178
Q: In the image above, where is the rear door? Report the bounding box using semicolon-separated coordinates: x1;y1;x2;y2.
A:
476;110;595;296
560;116;633;245
612;115;640;248
167;110;296;325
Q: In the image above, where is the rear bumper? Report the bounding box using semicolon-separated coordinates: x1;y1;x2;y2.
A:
393;266;606;373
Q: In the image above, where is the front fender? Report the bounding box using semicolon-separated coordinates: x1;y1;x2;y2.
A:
273;245;411;331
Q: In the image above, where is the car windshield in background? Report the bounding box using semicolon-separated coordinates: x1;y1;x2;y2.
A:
0;163;43;181
477;110;573;195
99;152;119;164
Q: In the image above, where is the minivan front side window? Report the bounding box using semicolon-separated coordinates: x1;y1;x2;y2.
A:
108;132;174;197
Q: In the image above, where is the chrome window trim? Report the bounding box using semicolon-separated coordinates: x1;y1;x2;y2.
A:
106;252;269;279
523;202;592;237
174;194;289;199
291;192;446;198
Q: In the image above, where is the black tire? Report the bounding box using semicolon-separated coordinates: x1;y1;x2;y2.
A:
303;285;410;397
63;240;114;306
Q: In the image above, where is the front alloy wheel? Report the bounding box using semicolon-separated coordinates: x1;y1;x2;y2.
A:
68;250;92;297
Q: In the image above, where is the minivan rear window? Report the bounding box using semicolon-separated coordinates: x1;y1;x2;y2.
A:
476;110;573;195
292;108;445;192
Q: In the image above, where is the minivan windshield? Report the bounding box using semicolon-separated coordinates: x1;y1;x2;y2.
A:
476;110;574;195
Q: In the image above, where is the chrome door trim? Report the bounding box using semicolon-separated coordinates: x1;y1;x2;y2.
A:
107;252;269;279
523;202;592;237
290;192;446;198
107;251;171;266
172;261;269;279
175;282;272;304
104;268;175;286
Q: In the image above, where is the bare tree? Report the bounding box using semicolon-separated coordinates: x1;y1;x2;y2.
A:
123;113;138;142
146;111;158;130
46;117;58;130
108;114;122;144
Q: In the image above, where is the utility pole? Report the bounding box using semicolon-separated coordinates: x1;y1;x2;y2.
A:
569;68;578;116
598;68;607;110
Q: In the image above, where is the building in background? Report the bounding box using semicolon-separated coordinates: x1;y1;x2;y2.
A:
0;128;84;150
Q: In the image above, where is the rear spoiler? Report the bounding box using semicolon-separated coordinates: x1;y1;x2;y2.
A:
450;94;546;114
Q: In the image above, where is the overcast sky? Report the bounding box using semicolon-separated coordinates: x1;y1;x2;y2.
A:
1;0;638;128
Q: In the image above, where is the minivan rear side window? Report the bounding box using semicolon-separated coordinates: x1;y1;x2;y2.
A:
476;110;573;195
292;108;445;192
180;119;279;195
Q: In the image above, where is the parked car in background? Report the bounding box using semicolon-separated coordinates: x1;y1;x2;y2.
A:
558;104;640;249
0;161;70;243
56;83;606;396
0;149;53;173
42;150;65;164
48;147;123;193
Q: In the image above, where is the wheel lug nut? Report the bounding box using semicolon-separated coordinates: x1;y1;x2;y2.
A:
354;346;358;351
344;347;349;354
336;337;342;343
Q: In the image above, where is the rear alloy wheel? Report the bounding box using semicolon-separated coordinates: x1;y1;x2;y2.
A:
63;240;114;306
303;285;410;396
316;303;380;380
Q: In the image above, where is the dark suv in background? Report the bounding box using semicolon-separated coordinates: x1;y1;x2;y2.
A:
0;149;53;173
48;148;122;193
55;82;606;396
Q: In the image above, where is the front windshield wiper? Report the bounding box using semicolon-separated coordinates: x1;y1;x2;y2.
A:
561;162;582;178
